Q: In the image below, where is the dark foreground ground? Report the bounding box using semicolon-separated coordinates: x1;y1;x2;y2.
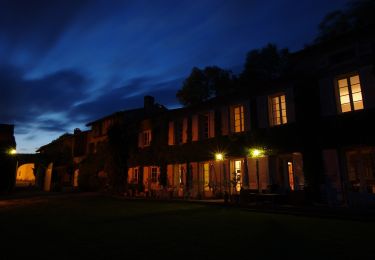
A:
1;192;375;259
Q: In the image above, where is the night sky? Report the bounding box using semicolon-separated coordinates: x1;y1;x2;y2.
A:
1;0;347;153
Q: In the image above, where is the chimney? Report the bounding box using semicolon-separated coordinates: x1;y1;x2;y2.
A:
144;95;155;110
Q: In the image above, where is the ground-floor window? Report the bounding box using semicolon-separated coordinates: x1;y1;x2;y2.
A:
275;153;304;192
346;147;375;194
132;168;139;183
151;167;158;183
203;163;210;191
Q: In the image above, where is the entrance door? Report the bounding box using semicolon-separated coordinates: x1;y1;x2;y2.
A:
234;160;241;192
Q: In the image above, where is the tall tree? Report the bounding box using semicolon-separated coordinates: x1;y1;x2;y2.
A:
239;43;290;93
176;66;235;106
315;0;375;43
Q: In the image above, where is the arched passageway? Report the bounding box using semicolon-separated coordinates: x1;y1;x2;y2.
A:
16;163;35;186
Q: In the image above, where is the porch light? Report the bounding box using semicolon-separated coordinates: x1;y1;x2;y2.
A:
215;153;224;161
249;147;266;193
249;148;264;158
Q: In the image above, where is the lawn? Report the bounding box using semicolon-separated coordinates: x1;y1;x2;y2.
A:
0;193;374;259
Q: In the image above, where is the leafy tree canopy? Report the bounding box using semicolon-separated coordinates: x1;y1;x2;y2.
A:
315;0;375;43
240;43;290;86
176;66;235;106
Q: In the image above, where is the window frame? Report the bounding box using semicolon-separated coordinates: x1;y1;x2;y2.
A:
269;93;287;126
336;73;364;113
151;167;158;183
233;105;245;133
143;130;151;147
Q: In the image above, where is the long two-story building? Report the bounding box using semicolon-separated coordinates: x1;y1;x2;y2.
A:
125;30;375;206
39;29;375;207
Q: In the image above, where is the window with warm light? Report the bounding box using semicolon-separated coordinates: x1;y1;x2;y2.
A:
203;163;210;191
269;94;287;126
233;105;244;132
143;130;151;146
337;74;364;113
151;167;158;183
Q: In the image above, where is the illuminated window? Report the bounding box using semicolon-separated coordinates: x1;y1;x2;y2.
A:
269;94;287;126
203;163;210;191
233;105;244;132
337;74;364;113
151;167;158;183
143;130;151;146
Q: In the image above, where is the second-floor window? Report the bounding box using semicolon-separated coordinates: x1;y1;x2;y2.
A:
337;74;364;113
139;130;151;148
233;105;244;132
269;94;287;126
143;130;151;146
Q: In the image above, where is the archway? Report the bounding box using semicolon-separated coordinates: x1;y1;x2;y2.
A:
16;163;35;187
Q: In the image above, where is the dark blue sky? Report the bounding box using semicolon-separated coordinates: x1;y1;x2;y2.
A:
0;0;347;153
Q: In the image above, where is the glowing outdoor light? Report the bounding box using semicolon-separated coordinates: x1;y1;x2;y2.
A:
249;148;264;158
214;152;225;195
215;153;224;161
8;148;17;155
249;147;266;193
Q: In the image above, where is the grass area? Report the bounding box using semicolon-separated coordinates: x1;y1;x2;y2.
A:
1;193;374;259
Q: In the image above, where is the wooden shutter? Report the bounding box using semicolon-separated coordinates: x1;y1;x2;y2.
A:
209;110;215;138
257;96;268;128
190;162;198;193
319;77;337;116
138;132;143;148
221;107;229;135
244;102;251;132
182;117;188;143
192;115;199;141
143;167;149;187
360;67;375;109
168;121;174;145
286;88;295;123
229;106;234;133
167;164;174;186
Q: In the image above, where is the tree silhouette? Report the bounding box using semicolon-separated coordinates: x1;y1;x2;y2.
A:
315;0;375;43
176;66;235;106
239;43;290;93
